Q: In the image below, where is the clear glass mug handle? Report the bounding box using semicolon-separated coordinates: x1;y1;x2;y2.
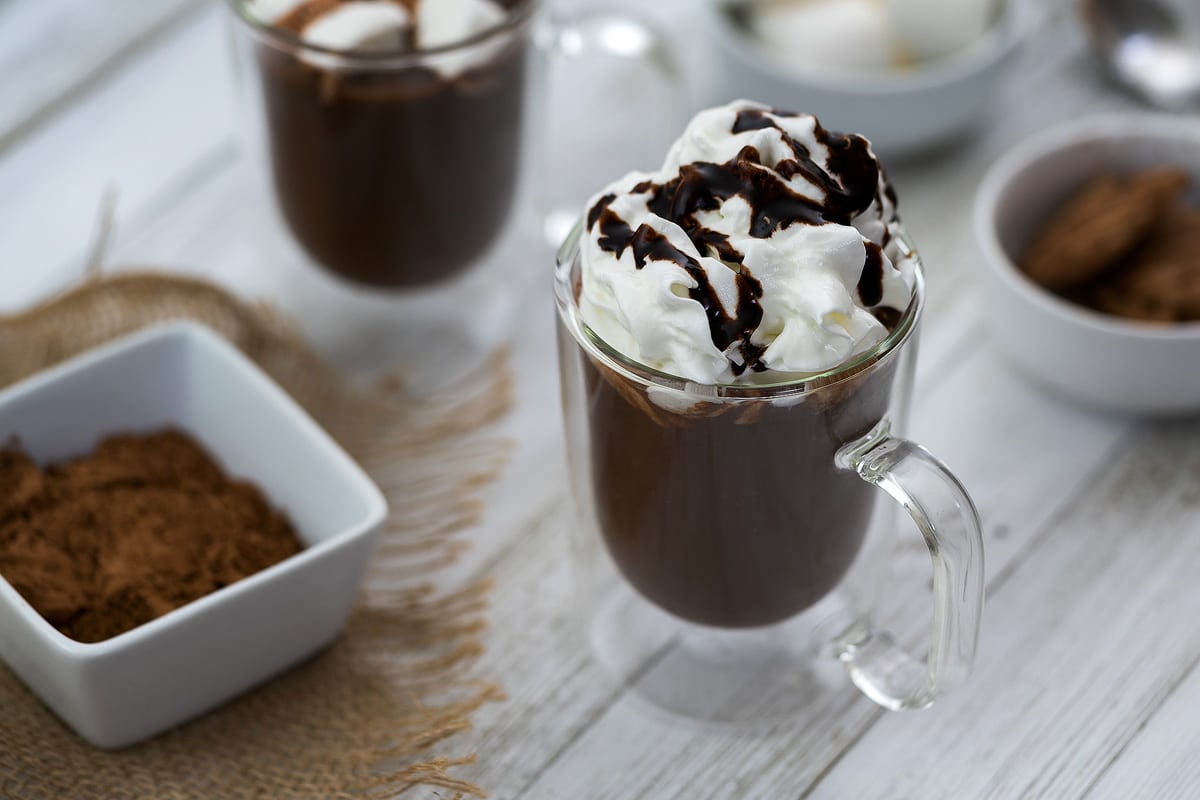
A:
835;421;985;710
531;8;685;246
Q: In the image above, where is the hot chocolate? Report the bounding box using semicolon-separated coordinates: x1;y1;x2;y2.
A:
245;0;528;288
571;101;917;628
583;354;899;628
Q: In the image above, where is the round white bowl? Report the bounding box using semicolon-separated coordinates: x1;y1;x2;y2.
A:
974;115;1200;416
701;0;1029;158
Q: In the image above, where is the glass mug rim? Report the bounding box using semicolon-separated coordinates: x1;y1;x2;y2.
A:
226;0;538;67
554;222;926;401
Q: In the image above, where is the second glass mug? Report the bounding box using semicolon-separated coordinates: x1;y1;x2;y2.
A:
227;0;681;289
555;224;985;719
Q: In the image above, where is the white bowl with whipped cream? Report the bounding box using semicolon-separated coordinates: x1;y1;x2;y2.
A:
974;115;1200;415
701;0;1029;158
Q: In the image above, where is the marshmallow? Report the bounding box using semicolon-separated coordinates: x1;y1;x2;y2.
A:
300;1;412;52
249;0;509;59
417;0;507;49
247;0;309;24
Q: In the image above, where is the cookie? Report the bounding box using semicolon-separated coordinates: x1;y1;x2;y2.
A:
1020;168;1190;291
1087;207;1200;323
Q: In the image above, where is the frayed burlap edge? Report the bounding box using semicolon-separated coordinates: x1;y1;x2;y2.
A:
0;271;511;799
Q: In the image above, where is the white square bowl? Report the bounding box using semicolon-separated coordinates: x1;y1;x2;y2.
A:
0;322;387;749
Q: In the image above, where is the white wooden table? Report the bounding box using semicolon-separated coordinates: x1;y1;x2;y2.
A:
3;1;1199;798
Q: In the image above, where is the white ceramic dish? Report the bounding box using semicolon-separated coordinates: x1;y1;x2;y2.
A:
700;0;1028;158
974;115;1200;415
0;322;387;748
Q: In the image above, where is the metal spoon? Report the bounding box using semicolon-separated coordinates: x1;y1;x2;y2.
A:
1080;0;1200;110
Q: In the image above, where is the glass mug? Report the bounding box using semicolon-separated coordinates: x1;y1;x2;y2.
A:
227;0;682;290
555;224;984;719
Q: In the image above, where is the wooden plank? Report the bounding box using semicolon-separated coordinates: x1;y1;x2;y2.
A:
1085;662;1200;800
0;0;205;153
0;5;234;312
806;420;1200;799
452;500;646;794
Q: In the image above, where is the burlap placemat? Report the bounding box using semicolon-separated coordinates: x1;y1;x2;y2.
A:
0;271;511;799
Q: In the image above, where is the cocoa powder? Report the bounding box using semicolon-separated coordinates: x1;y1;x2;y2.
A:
0;429;303;643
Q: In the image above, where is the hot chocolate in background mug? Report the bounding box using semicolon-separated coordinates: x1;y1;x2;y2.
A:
227;0;682;290
555;102;984;720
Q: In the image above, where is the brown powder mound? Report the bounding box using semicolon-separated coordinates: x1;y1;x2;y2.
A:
0;430;303;643
1020;168;1189;291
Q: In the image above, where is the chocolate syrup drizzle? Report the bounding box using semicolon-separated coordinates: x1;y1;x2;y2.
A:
586;108;900;375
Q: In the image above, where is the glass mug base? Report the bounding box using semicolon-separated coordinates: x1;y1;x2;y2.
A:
233;180;527;385
589;576;864;725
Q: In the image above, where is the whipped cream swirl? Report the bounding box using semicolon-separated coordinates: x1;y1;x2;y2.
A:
579;100;917;385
